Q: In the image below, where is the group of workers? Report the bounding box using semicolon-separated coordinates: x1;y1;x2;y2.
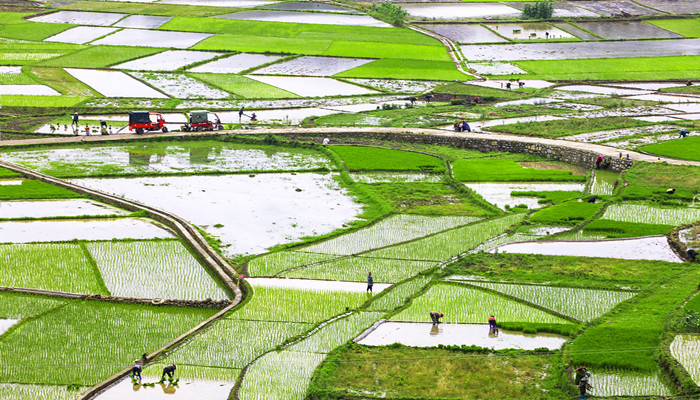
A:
130;353;177;384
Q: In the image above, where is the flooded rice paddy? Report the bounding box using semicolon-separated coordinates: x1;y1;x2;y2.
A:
573;0;662;16
96;378;234;400
246;277;390;293
565;124;680;143
45;26;119;44
486;23;575;40
113;15;172;29
464;182;584;210
130;72;230;99
470;62;526;75
30;11;126;26
670;334;700;385
190;53;283;74
0;199;128;219
0;85;59;96
506;2;600;17
0;319;18;335
159;0;276;7
421;24;507;43
264;1;360;13
245;75;376;97
356;322;567;349
70;174;362;256
491;236;682;262
253;56;372;77
349;172;443;183
588;372;672;397
576;21;680;40
65;69;168;98
115;51;221;72
92;29;213;49
0;218;175;243
399;3;521;19
217;10;392;27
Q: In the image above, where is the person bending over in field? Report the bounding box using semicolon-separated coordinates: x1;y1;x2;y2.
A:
429;312;444;326
161;364;177;382
488;315;497;330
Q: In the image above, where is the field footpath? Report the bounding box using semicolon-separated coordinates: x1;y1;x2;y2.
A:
2;127;700;168
407;24;483;80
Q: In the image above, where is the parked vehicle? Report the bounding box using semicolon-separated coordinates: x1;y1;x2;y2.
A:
183;110;223;132
128;111;167;135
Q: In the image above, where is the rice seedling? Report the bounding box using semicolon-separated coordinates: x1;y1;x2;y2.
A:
588;370;672;397
38;46;164;69
0;95;87;108
160;319;312;369
588;169;618;196
367;214;525;261
452;160;586;182
366;274;432;312
465;281;636;322
0;383;87;400
141;363;241;383
0;292;66;320
0;168;21;178
282;257;433;283
0;72;37;85
189;73;300;99
288;311;384;353
329;146;444;172
302;214;480;256
247;251;336;277
228;286;369;324
602;203;700;226
549;230;605;241
0;180;82;200
349;172;443;184
0;243;108;295
670;334;700;385
239;350;325;400
335;59;467;81
0;300;216;385
529;200;603;225
85;240;229;300
582;219;674;238
391;283;569;324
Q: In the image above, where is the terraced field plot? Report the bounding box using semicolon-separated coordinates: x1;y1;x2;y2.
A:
0;218;175;243
670;334;700;385
602;203;700;225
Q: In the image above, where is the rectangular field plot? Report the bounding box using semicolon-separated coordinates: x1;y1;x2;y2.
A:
86;240;230;300
115;50;221;71
29;11;127;26
238;350;325;400
465;182;585;210
602;203;700;226
349;172;444;183
114;15;172;29
217;10;391;28
246;75;376;97
0;180;82;200
44;26;117;44
366;274;431;312
0;301;216;385
228;285;370;323
247;251;336;277
254;56;373;77
465;281;636;322
160;0;276;6
671;334;700;385
189;73;299;98
576;21;681;40
0;218;175;243
302;215;479;256
130;72;229;99
391;283;571;325
0;384;87;400
0;292;66;320
92;29;213;49
190;53;282;74
0;243;108;294
0;199;127;219
588;371;672;397
283;257;434;283
0;85;59;96
65;68;167;98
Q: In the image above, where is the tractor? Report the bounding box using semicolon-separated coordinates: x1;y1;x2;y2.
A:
182;110;223;132
128;111;167;135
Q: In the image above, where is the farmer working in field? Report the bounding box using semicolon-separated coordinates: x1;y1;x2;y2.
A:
578;371;592;400
161;364;177;382
429;311;444;326
367;272;374;293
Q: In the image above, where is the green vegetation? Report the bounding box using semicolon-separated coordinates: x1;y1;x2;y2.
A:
511;190;581;204
0;168;21;178
582;219;674;238
189;73;299;99
0;180;83;200
433;82;525;100
38;46;165;69
284;257;433;283
662;85;700;94
648;19;700;38
529;200;603;224
601;203;700;226
510;56;700;81
0;292;66;320
289;311;383;353
30;67;98;96
0;299;216;385
366;274;432;312
0;95;87;108
362;182;494;215
452;159;586;182
336;59;468;80
622;162;700;203
0;71;38;85
330;145;444;172
309;344;562;400
247;251;334;277
638;136;700;162
239;350;325;400
0;13;73;41
368;2;409;27
570;269;700;372
522;1;553;19
62;1;242;17
494;117;651;138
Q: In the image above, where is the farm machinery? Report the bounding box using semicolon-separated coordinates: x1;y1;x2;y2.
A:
128;111;168;135
182;110;223;132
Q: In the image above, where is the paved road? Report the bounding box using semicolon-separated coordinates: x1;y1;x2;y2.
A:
1;127;699;166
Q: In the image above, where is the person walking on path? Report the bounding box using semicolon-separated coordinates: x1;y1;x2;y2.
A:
161;364;177;382
71;112;79;134
367;272;374;293
429;311;443;326
238;106;245;123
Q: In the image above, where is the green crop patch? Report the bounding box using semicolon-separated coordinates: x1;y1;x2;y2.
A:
63;1;242;17
0;71;38;85
330;146;444;172
494;117;652;138
289;311;383;353
0;180;83;200
0;300;216;385
336;58;463;80
622;162;700;203
0;292;66;320
189;73;299;99
239;350;325;400
529;200;603;225
433;82;525;100
509;56;700;81
0;13;74;41
648;19;700;37
366;274;432;312
284;257;434;283
0;168;21;178
247;251;335;277
392;282;570;324
0;383;87;400
363;182;493;215
30;67;97;96
452;159;585;182
638;136;700;162
511;190;581;204
0;95;87;108
582;219;674;238
39;46;165;69
194;34;332;55
601;203;700;226
0;243;108;295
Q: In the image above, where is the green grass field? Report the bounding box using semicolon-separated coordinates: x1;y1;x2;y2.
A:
189;73;299;99
362;182;494;215
0;71;39;85
336;59;468;80
0;13;74;41
0;180;84;200
0;95;87;108
0;168;21;178
0;292;66;320
452;159;586;182
38;46;165;69
648;19;700;38
508;56;700;81
62;1;242;17
622;162;700;203
330;146;444;172
493;117;652;138
638;136;700;162
529;200;603;224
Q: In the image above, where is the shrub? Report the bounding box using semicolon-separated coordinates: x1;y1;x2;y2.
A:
522;2;553;19
368;2;408;27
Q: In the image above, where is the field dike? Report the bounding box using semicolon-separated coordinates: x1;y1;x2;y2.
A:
0;159;243;400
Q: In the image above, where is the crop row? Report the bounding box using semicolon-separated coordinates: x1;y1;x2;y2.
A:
391;283;569;325
0;292;66;320
366;274;432;312
466;281;636;322
247;251;335;277
283;257;434;283
239;350;325;400
588;371;671;397
288;311;383;353
602;203;700;226
670;334;700;385
0;383;86;400
329;146;445;173
452;159;586;182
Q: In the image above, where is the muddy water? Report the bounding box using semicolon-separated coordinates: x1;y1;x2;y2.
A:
71;174;362;257
190;53;283;74
254;56;372;77
114;15;172;29
421;24;507;43
578;21;680;40
465;182;584;210
556;84;650;96
45;26;118;45
115;51;221;72
246;277;390;293
636;0;700;13
574;0;662;16
462;38;700;61
0;199;128;219
665;103;700;113
357;322;567;349
0;319;19;335
95;377;233;400
400;3;521;19
491;236;682;262
486;23;575;40
217;10;391;27
627;93;700;103
0;218;175;243
29;11;126;26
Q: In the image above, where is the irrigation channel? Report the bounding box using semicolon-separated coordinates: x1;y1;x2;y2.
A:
1;128;699;400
